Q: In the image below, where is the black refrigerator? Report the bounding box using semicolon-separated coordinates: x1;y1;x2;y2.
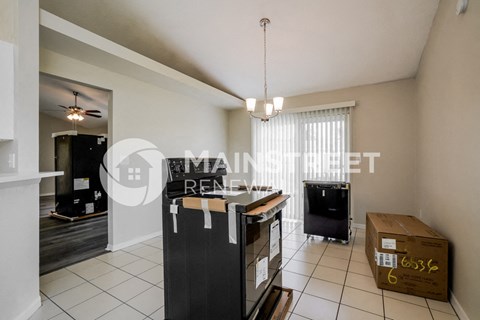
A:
303;181;351;242
54;132;108;218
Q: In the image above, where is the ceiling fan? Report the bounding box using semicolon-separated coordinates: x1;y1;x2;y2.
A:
58;91;102;121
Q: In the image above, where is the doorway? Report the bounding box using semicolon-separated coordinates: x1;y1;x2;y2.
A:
39;73;111;275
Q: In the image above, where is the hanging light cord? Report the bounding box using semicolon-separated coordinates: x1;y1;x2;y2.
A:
263;19;268;110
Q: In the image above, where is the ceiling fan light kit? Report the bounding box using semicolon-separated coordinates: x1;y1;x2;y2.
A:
246;18;284;122
59;91;102;122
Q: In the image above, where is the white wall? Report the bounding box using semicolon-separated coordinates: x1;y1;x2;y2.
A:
39;113;108;195
40;48;229;249
416;0;480;318
0;1;41;320
227;79;417;226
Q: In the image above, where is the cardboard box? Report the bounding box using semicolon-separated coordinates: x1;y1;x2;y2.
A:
365;212;448;301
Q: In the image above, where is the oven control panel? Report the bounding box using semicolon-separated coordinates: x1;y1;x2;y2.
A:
166;158;227;181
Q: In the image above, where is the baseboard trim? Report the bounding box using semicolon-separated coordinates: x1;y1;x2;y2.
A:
352;223;366;229
13;296;41;320
40;192;55;197
106;231;162;251
450;290;470;320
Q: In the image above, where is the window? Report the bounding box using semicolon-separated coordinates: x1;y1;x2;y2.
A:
252;107;351;220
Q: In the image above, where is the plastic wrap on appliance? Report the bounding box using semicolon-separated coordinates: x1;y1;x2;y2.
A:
201;199;212;229
170;199;179;233
244;195;290;223
227;203;238;244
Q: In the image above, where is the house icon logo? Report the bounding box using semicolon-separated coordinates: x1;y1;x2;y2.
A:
99;139;165;207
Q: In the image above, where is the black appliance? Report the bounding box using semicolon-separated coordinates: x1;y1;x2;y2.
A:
303;181;351;243
162;158;288;320
54;132;107;218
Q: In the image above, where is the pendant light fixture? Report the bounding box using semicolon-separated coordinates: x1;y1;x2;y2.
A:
246;18;283;122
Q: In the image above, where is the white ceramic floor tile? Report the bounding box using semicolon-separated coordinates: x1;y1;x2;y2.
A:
148;240;163;249
96;250;126;262
122;243;146;252
341;286;383;316
324;247;352;260
66;259;103;274
345;272;381;295
100;252;141;268
107;277;153;302
67;292;122;320
311;265;347;285
337;304;383;320
127;286;164;316
97;303;146;320
293;293;339;320
41;272;86;297
427;299;456;314
129;246;162;259
383;290;428;307
348;261;373;277
289;313;310;320
282;271;310;292
328;242;353;251
283;240;305;250
285;233;309;242
51;282;102;310
350;251;369;264
431;310;459;320
28;299;63;320
70;261;117;281
284;260;316;277
282;248;298;259
142;237;162;245
319;256;349;271
137;265;164;285
40;269;73;286
292;251;322;264
144;251;164;264
40;292;48;302
90;269;133;291
304;278;343;303
121;259;157;275
149;306;165;320
50;313;74;320
384;297;433;320
299;242;327;255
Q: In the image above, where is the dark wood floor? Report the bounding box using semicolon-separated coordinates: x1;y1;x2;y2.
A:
40;196;108;275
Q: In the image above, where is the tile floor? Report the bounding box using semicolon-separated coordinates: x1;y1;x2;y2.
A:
30;222;460;320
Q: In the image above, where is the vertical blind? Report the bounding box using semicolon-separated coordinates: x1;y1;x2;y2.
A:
252;107;351;220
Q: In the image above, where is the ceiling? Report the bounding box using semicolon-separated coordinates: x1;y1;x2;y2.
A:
39;0;439;101
40;73;109;129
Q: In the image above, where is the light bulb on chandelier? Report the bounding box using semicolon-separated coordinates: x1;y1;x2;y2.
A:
245;18;283;122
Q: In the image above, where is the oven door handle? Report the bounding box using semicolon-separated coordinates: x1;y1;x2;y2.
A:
246;201;288;224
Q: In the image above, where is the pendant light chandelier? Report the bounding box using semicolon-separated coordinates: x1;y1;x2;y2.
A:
246;18;283;122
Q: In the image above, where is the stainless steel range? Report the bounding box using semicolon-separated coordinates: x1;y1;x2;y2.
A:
162;158;289;319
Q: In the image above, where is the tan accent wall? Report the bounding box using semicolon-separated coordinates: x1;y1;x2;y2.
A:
228;78;418;226
416;0;480;317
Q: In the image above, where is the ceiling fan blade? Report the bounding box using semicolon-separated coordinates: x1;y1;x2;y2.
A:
85;113;102;118
85;110;101;113
58;105;69;109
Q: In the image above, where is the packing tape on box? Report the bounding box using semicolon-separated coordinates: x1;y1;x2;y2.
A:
201;199;212;229
170;199;179;233
227;203;238;244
